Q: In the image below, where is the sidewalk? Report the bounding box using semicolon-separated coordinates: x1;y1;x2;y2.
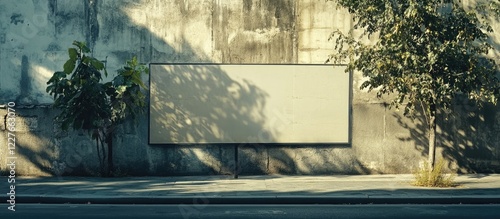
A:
8;174;500;205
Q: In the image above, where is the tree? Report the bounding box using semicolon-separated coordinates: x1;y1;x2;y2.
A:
327;0;500;169
47;41;148;176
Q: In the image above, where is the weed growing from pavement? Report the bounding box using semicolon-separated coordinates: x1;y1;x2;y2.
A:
412;159;457;187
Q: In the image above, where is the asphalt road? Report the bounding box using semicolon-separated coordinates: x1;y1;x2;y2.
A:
2;204;500;219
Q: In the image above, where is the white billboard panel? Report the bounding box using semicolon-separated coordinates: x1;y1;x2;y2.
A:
149;64;350;144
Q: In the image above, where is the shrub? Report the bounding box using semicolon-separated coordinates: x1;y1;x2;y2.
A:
412;159;456;187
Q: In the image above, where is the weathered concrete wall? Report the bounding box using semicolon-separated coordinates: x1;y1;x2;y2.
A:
0;0;499;176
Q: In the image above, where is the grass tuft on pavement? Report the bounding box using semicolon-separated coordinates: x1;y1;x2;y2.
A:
412;159;457;187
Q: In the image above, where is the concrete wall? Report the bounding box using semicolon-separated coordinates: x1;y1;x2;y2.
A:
1;0;499;176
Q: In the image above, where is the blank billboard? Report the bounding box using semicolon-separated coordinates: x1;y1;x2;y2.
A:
149;64;350;144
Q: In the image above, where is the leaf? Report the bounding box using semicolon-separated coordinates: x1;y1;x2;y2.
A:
46;85;54;93
72;41;90;53
47;71;64;84
68;48;78;60
69;91;83;102
131;74;147;90
90;58;105;70
123;70;134;76
131;56;138;66
61;119;71;131
82;56;91;65
113;75;124;86
63;59;76;74
143;67;149;74
126;56;138;67
72;41;84;49
116;85;127;95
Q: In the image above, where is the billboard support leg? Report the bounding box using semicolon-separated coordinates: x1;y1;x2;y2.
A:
234;144;239;179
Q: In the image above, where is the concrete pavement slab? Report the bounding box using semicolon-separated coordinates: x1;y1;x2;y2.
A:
5;174;500;204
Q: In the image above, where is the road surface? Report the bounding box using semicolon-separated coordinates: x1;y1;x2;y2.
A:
2;204;500;219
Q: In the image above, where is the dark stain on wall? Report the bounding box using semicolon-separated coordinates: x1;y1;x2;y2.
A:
84;0;99;50
243;0;253;11
53;1;86;37
242;0;294;30
111;50;137;63
19;55;32;102
10;13;24;25
213;0;296;63
46;42;61;51
48;0;57;15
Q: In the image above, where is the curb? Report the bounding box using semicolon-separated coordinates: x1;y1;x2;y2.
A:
16;195;500;205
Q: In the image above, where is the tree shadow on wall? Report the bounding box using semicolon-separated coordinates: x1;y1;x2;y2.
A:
107;0;374;176
394;96;500;173
147;63;278;175
11;0;371;177
149;64;271;145
147;63;372;175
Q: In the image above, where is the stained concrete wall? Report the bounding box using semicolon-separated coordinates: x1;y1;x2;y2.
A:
0;0;499;176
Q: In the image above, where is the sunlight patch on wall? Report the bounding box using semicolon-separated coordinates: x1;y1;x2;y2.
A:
120;0;213;61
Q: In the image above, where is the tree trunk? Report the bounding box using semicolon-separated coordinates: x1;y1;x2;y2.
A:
106;132;113;177
428;103;437;171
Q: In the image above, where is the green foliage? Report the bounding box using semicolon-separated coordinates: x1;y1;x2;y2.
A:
327;0;500;116
47;41;148;175
47;41;110;131
47;41;148;133
111;56;149;122
328;0;500;170
413;160;456;187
